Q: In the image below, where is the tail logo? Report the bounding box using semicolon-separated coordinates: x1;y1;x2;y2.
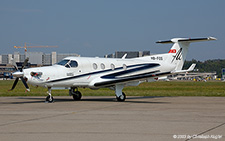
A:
168;49;176;53
171;48;182;63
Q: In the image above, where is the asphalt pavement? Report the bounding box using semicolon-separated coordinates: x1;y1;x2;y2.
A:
0;96;224;141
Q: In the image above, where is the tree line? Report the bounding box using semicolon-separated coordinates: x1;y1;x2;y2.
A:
183;59;225;78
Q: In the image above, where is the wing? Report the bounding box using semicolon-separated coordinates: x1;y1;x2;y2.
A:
94;70;170;87
91;63;171;87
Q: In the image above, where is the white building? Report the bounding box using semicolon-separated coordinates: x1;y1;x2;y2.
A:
8;54;13;64
0;52;80;65
26;52;44;65
14;52;20;62
0;55;2;64
51;52;57;65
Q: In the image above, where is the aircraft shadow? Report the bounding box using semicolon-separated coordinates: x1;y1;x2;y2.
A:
1;96;170;104
79;96;170;104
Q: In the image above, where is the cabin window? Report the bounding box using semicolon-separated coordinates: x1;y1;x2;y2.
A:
69;60;78;68
111;63;115;70
101;63;105;70
93;63;98;70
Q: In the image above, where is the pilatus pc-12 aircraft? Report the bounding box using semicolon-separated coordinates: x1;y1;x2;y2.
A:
10;37;216;102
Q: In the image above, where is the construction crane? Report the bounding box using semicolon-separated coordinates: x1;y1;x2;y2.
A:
14;42;58;53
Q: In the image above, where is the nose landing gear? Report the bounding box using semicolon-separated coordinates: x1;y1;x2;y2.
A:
46;87;54;103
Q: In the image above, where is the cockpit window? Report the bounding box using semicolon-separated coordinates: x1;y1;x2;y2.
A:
56;59;78;68
69;60;78;68
57;59;70;66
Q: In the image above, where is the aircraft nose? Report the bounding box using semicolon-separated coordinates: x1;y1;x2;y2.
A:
12;71;24;77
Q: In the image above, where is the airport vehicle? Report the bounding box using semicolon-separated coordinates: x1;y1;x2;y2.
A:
10;37;216;102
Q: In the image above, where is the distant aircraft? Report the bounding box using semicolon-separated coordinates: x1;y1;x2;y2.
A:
10;37;216;102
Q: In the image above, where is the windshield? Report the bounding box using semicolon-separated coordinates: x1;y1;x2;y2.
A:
56;59;78;68
56;59;70;66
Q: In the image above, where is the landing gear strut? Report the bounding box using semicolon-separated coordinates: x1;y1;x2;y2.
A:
115;84;126;102
69;87;82;101
46;87;54;103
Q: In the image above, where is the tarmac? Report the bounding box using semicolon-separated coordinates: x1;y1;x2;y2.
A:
0;96;224;141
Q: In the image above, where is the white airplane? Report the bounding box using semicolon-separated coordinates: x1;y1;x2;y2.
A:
10;37;216;102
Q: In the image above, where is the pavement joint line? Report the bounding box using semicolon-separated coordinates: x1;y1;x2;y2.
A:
185;122;225;141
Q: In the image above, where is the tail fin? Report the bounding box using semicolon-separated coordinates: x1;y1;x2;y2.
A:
156;37;216;71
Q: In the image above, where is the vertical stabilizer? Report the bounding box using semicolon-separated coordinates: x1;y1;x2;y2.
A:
156;37;216;71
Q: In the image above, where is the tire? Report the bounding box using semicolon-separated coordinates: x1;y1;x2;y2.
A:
116;92;126;102
46;95;54;103
72;91;82;101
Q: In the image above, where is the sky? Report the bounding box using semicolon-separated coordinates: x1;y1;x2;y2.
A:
0;0;224;61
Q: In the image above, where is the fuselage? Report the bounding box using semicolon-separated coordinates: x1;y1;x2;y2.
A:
23;53;176;89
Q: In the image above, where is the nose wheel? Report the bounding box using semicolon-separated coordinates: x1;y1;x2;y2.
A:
46;95;54;103
46;87;54;103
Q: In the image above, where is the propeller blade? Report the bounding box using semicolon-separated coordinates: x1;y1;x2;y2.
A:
20;77;30;90
21;57;29;70
9;57;30;92
9;77;19;91
12;59;19;71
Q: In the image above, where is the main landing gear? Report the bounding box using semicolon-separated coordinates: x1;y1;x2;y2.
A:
116;92;126;102
68;85;126;102
69;87;82;101
115;84;126;102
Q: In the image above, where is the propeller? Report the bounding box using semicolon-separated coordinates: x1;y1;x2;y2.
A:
9;58;30;91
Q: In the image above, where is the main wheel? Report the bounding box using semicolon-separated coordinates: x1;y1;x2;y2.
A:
72;91;82;101
69;88;82;101
46;95;54;103
116;92;126;102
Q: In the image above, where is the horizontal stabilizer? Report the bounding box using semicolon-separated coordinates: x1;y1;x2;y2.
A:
156;37;217;44
187;64;196;71
172;64;196;74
